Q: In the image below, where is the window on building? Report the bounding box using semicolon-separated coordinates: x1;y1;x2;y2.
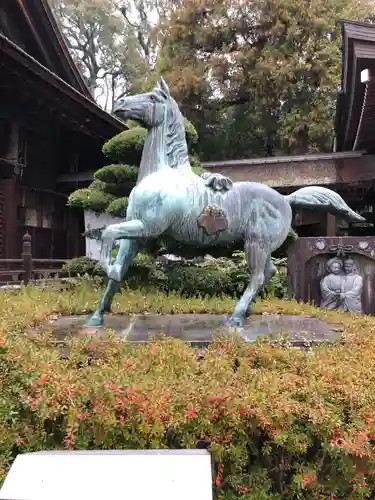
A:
42;199;53;229
19;190;56;229
24;207;38;227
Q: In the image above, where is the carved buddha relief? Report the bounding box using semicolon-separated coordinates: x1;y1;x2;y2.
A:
320;257;363;313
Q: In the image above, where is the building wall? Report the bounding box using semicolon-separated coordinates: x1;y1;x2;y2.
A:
202;153;375;188
0;113;84;259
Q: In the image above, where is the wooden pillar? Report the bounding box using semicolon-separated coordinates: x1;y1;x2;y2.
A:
5;122;19;163
326;213;336;236
69;211;81;258
2;121;20;258
3;176;18;258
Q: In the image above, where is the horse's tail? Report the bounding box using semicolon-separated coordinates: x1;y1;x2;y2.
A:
284;186;365;223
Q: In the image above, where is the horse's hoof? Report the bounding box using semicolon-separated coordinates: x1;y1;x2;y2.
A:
226;316;245;328
85;314;104;328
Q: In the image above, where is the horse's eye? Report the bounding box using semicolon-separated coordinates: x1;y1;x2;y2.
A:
150;95;156;102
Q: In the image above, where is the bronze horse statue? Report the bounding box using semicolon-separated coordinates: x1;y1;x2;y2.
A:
85;78;365;328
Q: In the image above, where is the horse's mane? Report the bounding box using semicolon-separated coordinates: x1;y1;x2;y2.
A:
163;94;190;170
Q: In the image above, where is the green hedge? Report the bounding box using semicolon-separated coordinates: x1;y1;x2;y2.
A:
94;164;138;184
0;286;375;497
67;190;128;218
67;189;116;213
103;127;147;164
106;197;129;217
88;179;106;191
62;255;287;299
59;256;104;277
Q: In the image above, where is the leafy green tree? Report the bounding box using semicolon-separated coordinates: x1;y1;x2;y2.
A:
47;0;162;108
157;0;375;157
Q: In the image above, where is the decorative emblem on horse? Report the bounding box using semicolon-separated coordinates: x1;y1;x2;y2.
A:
84;77;365;330
198;204;228;235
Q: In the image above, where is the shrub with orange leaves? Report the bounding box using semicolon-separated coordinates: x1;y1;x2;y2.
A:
0;283;375;498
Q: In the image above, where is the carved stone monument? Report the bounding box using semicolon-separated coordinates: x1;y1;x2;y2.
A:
320;256;363;312
288;237;375;314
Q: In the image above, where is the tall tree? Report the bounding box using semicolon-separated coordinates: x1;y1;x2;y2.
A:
48;0;160;109
157;0;375;157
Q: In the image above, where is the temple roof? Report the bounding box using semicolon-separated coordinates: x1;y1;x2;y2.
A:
0;0;124;140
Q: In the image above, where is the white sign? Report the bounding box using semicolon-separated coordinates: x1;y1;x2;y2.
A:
0;449;213;500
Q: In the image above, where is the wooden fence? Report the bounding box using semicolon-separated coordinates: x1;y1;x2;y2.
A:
0;232;68;285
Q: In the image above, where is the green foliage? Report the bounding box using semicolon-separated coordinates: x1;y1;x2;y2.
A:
161;265;246;297
61;256;105;277
183;117;199;146
91;165;138;197
69;167;136;215
106;197;129;217
88;178;128;198
189;154;204;176
126;119;143;129
103;127;147;164
67;189;115;213
89;179;106;191
267;257;288;298
62;255;287;299
288;227;298;242
1;285;375;498
94;164;139;184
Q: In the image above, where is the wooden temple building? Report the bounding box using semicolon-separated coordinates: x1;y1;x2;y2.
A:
0;0;124;259
203;20;375;238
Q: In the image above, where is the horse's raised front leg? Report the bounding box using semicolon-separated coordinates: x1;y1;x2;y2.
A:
227;240;269;328
85;239;139;327
86;216;169;327
101;219;149;241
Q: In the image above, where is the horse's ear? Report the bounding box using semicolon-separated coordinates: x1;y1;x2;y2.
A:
158;77;170;96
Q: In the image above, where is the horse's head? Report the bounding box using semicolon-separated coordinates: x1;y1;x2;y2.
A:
113;78;172;128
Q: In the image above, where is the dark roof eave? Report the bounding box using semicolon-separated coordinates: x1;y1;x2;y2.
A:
0;33;125;138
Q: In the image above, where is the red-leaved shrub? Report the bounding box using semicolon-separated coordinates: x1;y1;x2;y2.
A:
0;284;374;498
